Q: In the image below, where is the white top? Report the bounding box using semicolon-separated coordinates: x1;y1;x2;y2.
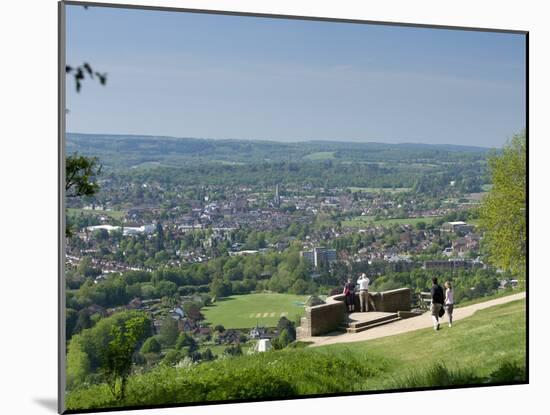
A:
358;277;370;291
445;288;454;305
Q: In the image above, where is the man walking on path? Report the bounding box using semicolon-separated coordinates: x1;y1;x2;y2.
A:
430;277;445;331
358;273;370;312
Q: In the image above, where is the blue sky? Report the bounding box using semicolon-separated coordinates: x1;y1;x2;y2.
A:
66;4;526;147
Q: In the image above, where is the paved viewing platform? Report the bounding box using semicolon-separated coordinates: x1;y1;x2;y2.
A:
297;287;413;337
341;311;401;333
301;292;526;347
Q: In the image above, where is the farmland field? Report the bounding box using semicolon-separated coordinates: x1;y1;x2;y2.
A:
202;293;308;329
303;151;336;160
342;215;442;228
347;187;411;194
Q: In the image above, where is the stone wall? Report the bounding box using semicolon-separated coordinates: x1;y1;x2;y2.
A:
297;293;347;337
369;288;412;312
297;287;412;338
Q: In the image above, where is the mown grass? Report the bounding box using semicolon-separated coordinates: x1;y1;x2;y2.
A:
67;207;127;220
322;299;526;390
456;288;522;307
66;299;525;411
202;293;307;329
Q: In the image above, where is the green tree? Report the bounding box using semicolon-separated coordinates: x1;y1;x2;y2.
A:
277;328;293;348
223;344;242;357
77;256;100;278
140;336;161;354
155;222;164;252
66;308;79;340
273;316;296;349
210;278;232;298
66;311;151;388
65;153;103;236
159;318;179;347
175;332;197;352
162;349;183;366
66;336;91;388
74;309;92;334
66;153;102;198
100;315;149;400
479;132;526;278
290;279;309;295
92;228;109;241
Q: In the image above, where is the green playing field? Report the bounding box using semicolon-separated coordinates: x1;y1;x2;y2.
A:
202;293;308;329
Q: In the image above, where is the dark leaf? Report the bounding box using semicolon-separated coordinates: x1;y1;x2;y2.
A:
83;62;94;78
97;73;107;85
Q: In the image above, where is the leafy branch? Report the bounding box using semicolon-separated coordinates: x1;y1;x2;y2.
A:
66;62;107;93
66;153;103;198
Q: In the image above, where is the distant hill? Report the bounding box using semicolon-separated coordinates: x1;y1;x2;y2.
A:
66;133;490;169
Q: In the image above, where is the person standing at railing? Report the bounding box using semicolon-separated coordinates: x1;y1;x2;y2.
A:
358;273;370;312
444;281;454;328
343;278;355;313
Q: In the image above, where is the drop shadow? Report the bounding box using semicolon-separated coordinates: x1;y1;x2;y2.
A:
34;398;57;412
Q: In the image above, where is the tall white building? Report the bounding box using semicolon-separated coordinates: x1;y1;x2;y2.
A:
300;247;337;268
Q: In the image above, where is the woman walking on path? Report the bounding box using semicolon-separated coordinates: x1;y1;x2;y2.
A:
343;278;355;313
445;281;454;327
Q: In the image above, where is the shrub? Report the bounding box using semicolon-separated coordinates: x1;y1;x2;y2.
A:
140;337;161;354
486;361;526;383
175;332;197;352
66;347;386;410
162;349;183;366
223;344;243;357
201;348;215;362
305;295;325;306
66;311;152;388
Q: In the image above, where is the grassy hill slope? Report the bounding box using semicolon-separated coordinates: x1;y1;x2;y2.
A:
66;299;526;411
